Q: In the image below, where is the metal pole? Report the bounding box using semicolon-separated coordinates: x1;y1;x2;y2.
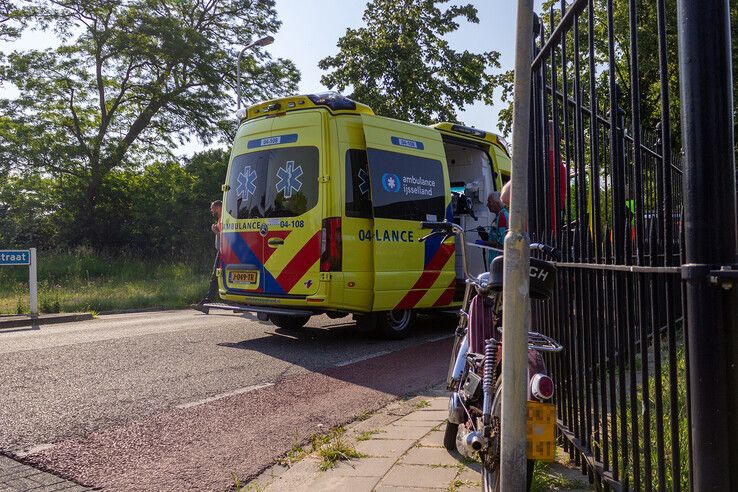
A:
236;36;274;110
677;0;738;490
29;248;38;317
500;1;534;490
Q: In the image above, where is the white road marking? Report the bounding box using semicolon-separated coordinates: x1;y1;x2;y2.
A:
427;334;455;342
17;443;55;457
176;383;274;409
335;351;391;367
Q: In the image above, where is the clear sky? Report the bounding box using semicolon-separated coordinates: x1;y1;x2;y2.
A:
0;0;545;156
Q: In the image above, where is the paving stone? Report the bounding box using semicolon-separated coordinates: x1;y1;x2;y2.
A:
27;472;66;487
389;420;442;428
456;462;482;480
354;439;413;459
380;464;458;488
332;457;396;477
304;475;379;492
374;486;431;492
373;425;432;441
421;398;449;411
399;447;461;467
417;430;446;448
397;409;448;422
3;477;43;490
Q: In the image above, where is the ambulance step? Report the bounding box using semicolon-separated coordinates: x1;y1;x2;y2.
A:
201;303;314;318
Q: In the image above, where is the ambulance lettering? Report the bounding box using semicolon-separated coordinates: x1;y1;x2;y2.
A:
358;229;414;242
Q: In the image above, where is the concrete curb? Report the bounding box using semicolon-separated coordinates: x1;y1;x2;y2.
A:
0;313;93;330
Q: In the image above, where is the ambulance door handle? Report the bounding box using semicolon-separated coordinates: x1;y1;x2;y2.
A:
267;238;284;248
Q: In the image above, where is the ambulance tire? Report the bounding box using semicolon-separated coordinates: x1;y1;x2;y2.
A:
269;314;311;330
377;310;416;339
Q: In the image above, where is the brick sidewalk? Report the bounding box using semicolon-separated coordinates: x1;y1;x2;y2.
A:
0;455;88;492
251;393;592;492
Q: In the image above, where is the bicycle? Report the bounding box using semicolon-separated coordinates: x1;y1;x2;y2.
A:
419;220;562;492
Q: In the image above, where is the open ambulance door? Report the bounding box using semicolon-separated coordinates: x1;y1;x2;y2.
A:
361;115;457;313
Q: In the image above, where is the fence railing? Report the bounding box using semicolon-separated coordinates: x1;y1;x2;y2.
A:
527;1;690;490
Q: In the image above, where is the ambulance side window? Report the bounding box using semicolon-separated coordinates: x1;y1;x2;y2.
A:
345;149;373;218
367;148;445;222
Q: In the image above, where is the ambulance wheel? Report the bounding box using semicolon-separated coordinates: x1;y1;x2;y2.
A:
377;310;416;339
269;314;310;330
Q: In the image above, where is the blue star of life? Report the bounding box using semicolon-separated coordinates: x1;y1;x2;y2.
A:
276;160;303;198
236;166;257;200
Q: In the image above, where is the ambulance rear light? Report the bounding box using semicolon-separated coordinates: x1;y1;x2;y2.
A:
320;217;342;272
308;91;357;111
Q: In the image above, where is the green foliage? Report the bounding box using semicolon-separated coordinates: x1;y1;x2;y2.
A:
319;0;500;125
0;148;227;257
498;0;681;143
0;0;299;244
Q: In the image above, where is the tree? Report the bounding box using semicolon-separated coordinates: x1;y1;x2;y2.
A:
0;0;299;245
318;0;500;125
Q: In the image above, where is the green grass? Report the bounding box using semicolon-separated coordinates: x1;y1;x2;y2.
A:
0;248;211;314
590;343;689;491
530;461;588;491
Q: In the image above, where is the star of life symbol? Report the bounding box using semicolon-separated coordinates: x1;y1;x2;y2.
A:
236;166;258;200
358;168;369;195
276;160;303;198
386;175;396;190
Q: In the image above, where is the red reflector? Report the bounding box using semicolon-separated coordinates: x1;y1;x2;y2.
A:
320;217;342;272
307;298;324;303
531;374;554;400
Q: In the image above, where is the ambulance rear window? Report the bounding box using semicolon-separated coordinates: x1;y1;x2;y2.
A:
345;149;372;218
226;146;319;219
367;149;445;222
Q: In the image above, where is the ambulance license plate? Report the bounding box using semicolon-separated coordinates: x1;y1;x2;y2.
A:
526;401;556;461
228;270;259;287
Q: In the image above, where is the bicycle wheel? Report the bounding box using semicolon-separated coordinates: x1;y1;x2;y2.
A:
481;380;535;492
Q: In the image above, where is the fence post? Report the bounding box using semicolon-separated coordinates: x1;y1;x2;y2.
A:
676;0;738;490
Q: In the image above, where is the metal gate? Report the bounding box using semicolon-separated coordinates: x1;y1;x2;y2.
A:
527;0;737;490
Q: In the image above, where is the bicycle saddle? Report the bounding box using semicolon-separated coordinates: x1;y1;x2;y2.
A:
488;255;557;300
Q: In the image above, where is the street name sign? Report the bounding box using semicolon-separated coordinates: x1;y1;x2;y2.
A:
0;250;31;265
0;248;38;316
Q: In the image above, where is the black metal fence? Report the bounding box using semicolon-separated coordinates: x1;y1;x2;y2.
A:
527;1;691;490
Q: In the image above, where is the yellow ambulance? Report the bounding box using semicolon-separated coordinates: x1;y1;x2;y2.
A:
217;92;510;338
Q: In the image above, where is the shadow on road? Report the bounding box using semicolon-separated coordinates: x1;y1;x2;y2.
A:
216;312;456;393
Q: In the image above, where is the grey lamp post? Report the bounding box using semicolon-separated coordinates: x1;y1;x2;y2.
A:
236;35;274;110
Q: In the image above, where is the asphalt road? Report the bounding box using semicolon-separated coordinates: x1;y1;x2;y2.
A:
0;309;454;490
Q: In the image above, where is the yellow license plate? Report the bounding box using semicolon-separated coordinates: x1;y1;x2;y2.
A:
526;401;556;461
228;270;259;287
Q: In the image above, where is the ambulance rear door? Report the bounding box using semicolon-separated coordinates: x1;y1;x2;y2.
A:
361;115;456;312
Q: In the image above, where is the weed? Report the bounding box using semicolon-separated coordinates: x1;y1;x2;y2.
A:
414;399;431;409
356;429;381;441
231;472;242;491
316;428;365;471
354;410;373;421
